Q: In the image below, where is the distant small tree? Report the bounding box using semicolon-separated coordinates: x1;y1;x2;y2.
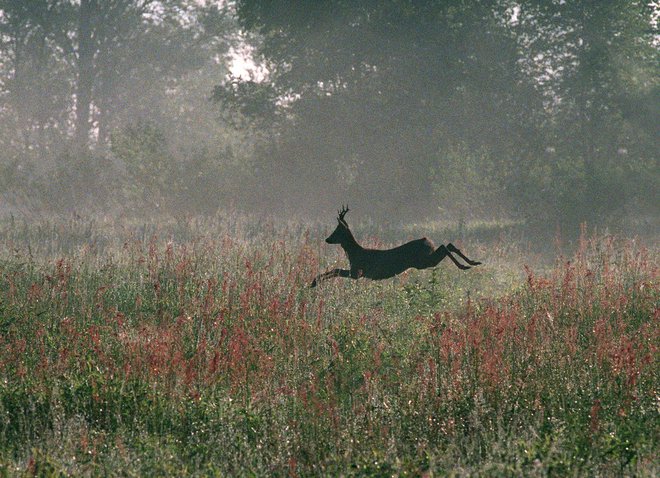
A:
111;121;182;212
111;116;253;217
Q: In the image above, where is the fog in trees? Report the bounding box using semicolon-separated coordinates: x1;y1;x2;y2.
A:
0;1;657;238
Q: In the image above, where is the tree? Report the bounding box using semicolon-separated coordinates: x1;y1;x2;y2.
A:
0;0;240;214
0;0;233;153
0;0;73;160
510;0;659;229
229;0;658;227
71;0;231;151
229;1;546;219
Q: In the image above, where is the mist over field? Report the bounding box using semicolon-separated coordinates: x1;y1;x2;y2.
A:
0;1;658;476
0;0;657;235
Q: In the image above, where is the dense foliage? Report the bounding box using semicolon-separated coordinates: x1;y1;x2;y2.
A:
229;0;658;225
0;218;657;475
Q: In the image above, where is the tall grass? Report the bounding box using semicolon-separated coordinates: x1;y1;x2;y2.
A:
0;217;657;476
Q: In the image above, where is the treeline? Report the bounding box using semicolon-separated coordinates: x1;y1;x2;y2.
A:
0;0;251;216
0;1;657;230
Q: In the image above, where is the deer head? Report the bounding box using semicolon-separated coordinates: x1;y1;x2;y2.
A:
325;205;352;244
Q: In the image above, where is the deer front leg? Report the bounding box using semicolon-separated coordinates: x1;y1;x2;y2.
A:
310;268;352;288
447;243;482;266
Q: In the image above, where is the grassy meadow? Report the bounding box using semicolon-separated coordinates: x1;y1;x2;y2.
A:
0;215;657;476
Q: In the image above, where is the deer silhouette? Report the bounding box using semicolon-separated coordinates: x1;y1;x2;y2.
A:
311;206;482;287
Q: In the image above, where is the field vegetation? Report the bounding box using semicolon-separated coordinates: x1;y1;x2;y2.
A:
0;216;657;476
1;2;658;475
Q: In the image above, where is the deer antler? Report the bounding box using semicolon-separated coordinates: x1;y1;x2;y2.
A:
337;205;350;224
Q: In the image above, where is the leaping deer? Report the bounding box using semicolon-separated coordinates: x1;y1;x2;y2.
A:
311;206;482;287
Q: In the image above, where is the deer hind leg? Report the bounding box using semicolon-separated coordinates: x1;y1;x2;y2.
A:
310;268;352;288
428;245;471;270
447;243;482;266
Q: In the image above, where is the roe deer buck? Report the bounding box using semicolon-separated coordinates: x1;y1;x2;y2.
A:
310;206;482;287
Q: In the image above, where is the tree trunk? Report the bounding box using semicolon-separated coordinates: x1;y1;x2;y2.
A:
75;0;96;152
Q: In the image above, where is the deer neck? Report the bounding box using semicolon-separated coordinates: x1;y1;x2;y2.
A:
340;230;363;255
